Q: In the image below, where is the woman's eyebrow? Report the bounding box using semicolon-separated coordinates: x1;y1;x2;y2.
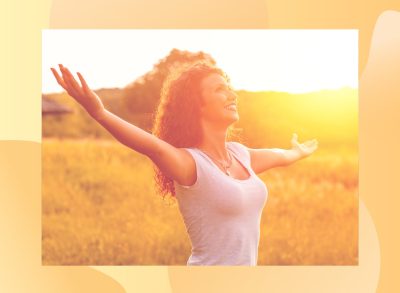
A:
214;83;232;89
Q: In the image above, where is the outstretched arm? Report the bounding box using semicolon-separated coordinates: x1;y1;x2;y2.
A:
247;134;318;174
50;64;197;186
51;64;161;156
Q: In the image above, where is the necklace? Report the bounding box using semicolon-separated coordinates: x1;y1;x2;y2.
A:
198;147;233;176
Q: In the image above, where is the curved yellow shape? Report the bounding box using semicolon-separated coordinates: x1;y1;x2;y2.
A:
2;0;400;291
168;201;379;292
0;141;125;292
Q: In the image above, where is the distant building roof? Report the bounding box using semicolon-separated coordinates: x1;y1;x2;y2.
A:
42;96;73;115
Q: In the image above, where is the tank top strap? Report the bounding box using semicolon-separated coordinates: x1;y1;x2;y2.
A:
227;141;251;169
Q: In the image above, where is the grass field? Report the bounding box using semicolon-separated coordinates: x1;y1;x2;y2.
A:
42;138;358;265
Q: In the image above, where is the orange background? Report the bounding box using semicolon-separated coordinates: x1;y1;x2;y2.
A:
1;0;399;292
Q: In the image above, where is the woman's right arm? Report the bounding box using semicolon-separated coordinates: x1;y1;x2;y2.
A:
50;64;196;186
94;108;196;186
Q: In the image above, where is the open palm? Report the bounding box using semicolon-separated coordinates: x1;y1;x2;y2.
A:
50;64;105;119
291;133;318;157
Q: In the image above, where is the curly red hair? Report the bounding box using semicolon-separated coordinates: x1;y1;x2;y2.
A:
152;61;240;199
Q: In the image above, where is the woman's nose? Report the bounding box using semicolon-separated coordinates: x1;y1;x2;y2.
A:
229;89;238;101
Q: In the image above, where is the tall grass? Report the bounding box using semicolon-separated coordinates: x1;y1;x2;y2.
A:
42;138;357;265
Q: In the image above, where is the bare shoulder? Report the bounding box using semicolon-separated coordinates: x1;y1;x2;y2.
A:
174;147;197;186
149;145;197;186
177;148;196;164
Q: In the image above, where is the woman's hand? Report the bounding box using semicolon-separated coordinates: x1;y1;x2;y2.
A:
50;64;105;120
291;133;318;158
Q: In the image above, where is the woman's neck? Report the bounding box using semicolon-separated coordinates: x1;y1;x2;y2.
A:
197;122;230;161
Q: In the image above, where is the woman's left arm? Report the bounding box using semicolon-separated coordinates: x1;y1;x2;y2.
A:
247;134;318;174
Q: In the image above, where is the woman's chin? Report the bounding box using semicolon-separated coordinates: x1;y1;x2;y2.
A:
228;113;239;124
207;112;239;126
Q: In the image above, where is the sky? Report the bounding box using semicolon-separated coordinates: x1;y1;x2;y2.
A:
42;29;358;94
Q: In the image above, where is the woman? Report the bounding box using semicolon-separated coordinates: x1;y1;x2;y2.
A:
50;62;318;266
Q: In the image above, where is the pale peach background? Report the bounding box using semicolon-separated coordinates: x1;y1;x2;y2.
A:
1;0;400;292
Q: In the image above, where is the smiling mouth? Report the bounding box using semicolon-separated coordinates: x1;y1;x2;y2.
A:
224;104;237;111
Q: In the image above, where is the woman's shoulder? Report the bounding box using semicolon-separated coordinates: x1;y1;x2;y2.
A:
177;147;206;166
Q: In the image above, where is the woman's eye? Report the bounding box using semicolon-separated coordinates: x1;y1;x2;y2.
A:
216;85;234;93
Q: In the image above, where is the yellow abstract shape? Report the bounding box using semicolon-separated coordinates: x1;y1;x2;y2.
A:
0;0;52;142
168;201;379;293
92;267;172;293
264;0;400;79
2;0;400;291
359;10;400;293
0;141;125;292
49;0;268;28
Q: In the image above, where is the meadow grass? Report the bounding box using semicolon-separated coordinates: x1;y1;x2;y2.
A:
42;138;358;265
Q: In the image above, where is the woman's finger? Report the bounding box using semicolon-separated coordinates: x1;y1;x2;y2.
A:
57;65;78;97
59;65;74;90
50;68;68;90
77;72;90;94
63;66;83;96
304;140;316;147
291;133;298;143
59;65;80;97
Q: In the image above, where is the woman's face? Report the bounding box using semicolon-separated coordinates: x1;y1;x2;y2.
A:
199;73;239;126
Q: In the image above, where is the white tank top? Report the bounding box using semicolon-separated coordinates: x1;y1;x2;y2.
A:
174;141;268;266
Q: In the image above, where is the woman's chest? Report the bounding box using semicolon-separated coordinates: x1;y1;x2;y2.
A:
205;176;268;217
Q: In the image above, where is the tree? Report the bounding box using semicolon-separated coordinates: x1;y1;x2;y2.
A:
122;49;216;115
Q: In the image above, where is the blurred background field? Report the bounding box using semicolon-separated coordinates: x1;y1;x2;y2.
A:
42;97;358;265
42;138;357;265
42;49;358;265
